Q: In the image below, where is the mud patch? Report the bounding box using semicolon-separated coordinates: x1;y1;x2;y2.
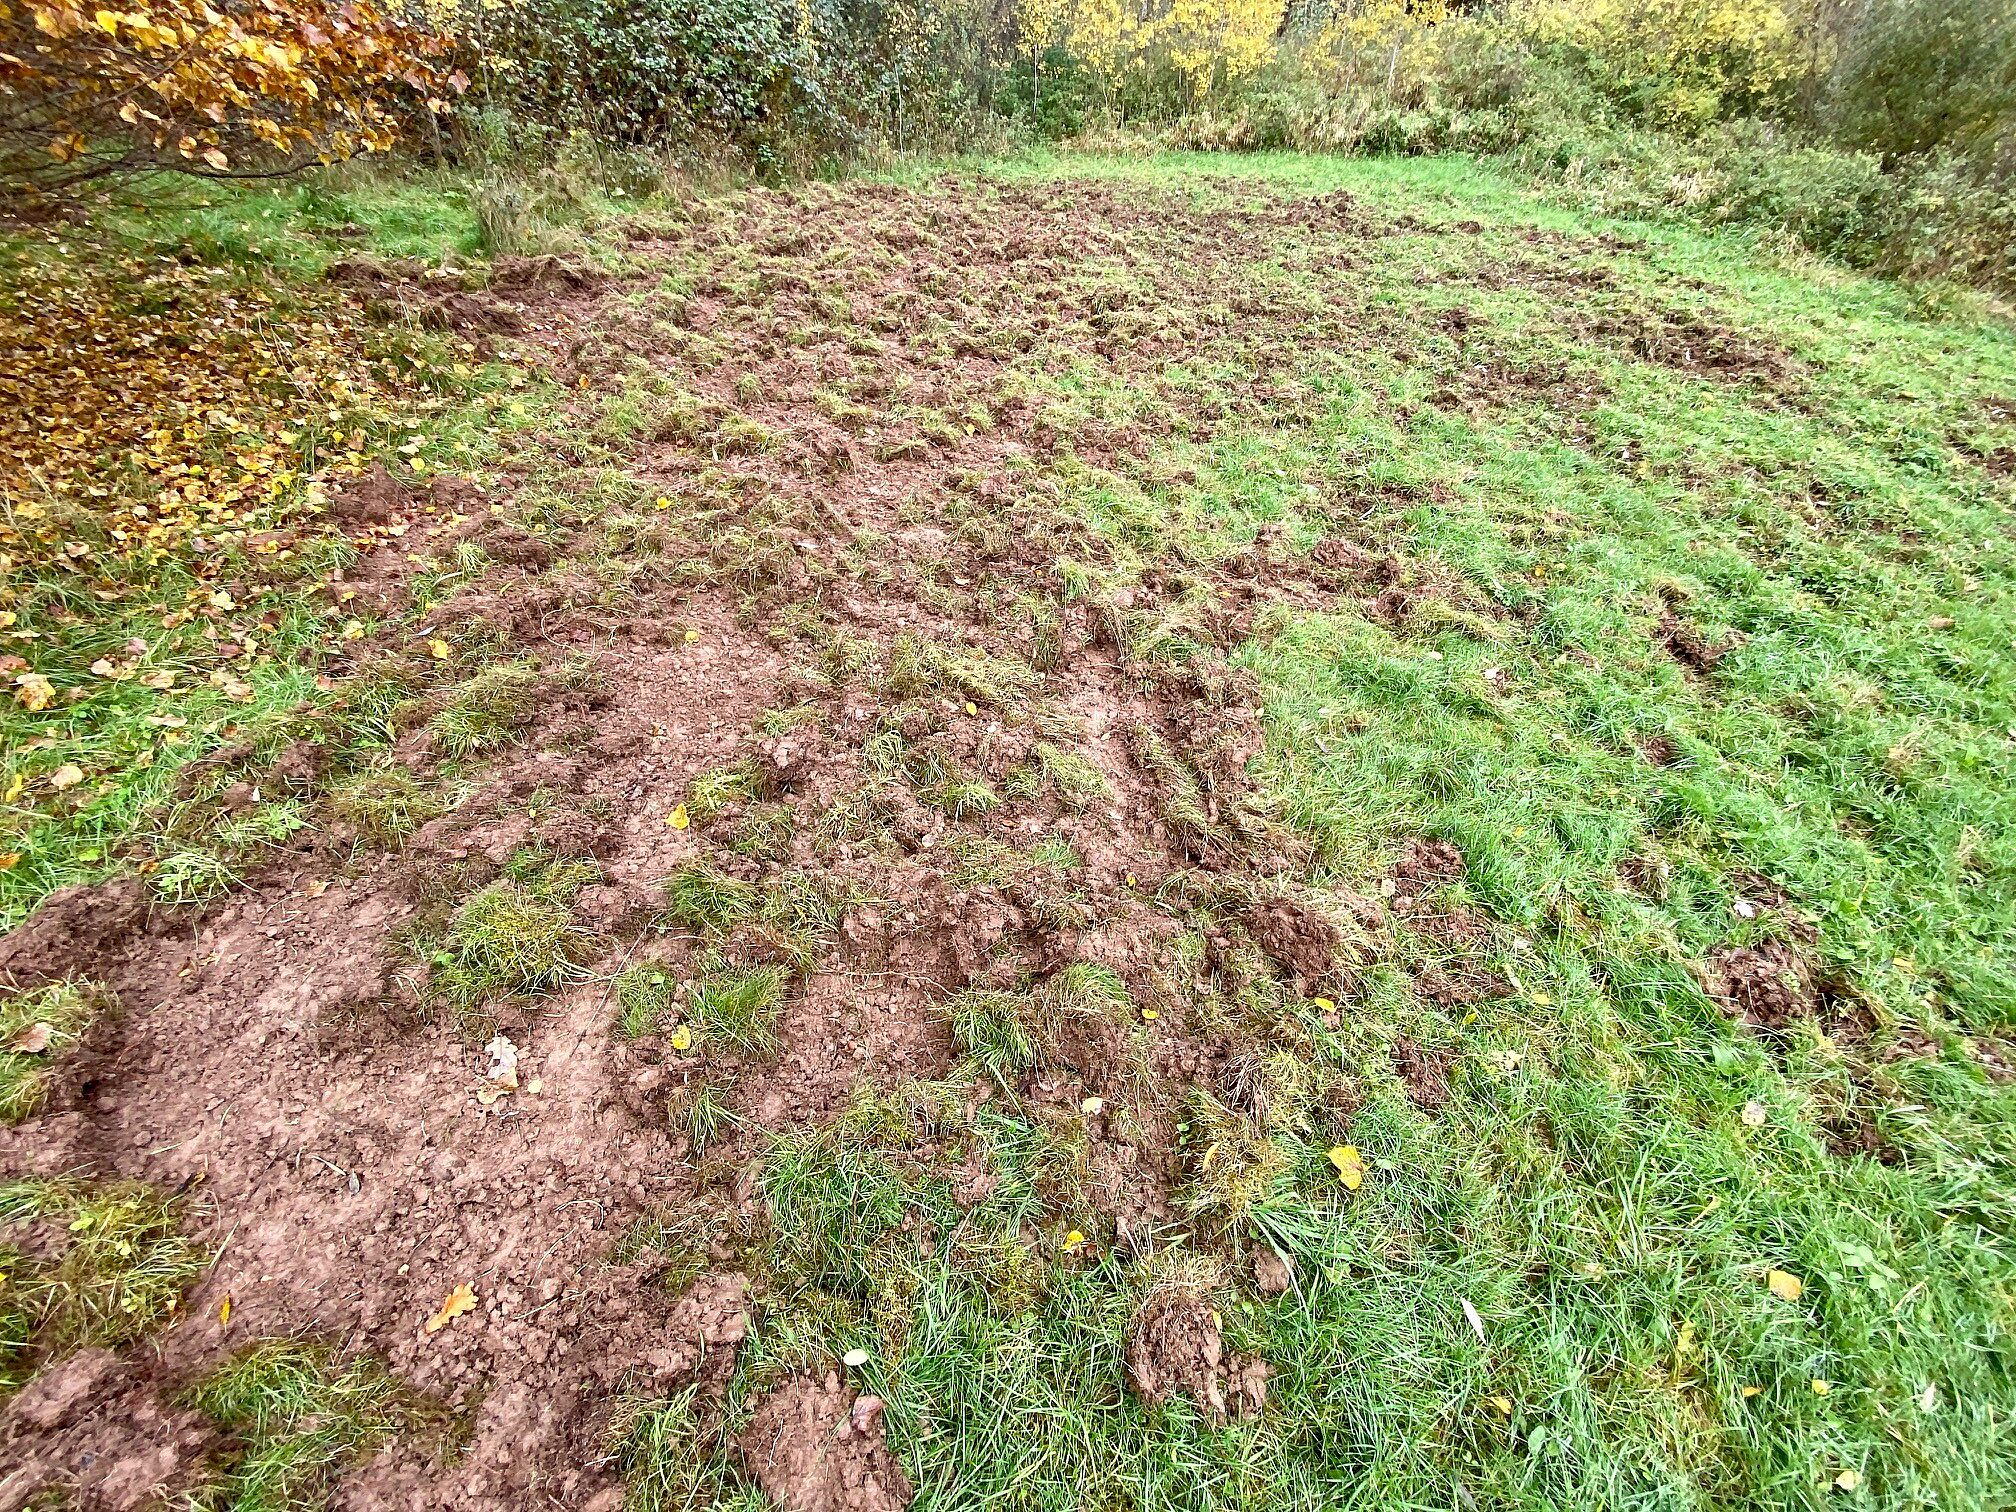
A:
0;1348;217;1510
1392;837;1465;894
1392;1037;1455;1110
1582;300;1801;389
1123;1289;1268;1422
1700;938;1867;1042
1657;611;1731;674
1821;1102;1902;1165
642;1273;749;1390
0;877;153;989
737;1373;912;1512
1246;895;1344;993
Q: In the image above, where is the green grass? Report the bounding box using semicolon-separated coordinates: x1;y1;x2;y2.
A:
686;959;788;1059
1;1177;209;1394
420;851;598;1019
190;1339;430;1511
621;151;2016;1512
8;144;2016;1511
428;660;546;758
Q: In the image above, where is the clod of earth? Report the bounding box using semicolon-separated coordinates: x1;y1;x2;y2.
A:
738;1373;913;1512
1124;1289;1270;1423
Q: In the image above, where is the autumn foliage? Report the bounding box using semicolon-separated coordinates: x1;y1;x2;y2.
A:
0;0;459;198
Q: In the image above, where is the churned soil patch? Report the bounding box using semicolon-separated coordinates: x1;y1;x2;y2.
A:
0;169;1448;1503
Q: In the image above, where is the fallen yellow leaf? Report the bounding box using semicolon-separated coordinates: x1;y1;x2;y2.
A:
426;1283;477;1334
429;638;450;660
1812;1378;1831;1396
1487;1395;1512;1416
219;1295;232;1327
1767;1269;1804;1302
1741;1384;1763;1398
684;629;701;644
13;673;54;711
667;804;690;830
1063;1229;1087;1252
1328;1145;1366;1191
1312;996;1336;1012
669;1024;692;1052
1834;1469;1861;1492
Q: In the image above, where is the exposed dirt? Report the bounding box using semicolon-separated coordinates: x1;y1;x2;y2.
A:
0;1348;217;1511
1703;938;1813;1032
1246;895;1346;993
1392;1036;1455;1110
1581;299;1802;389
1657;610;1732;674
737;1374;912;1512
1123;1288;1269;1422
1700;935;1869;1046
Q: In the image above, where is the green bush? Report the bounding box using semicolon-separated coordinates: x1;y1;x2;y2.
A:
1819;0;2016;160
465;0;1004;160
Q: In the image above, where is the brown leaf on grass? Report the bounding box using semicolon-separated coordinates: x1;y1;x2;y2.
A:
7;1021;54;1054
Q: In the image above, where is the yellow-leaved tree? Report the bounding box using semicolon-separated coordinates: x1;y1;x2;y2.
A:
0;0;460;200
1018;0;1283;102
1516;0;1812;122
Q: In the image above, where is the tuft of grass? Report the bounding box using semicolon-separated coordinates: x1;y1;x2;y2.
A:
327;766;446;846
0;979;112;1124
731;800;796;862
150;847;243;905
758;703;822;737
945;964;1134;1087
1033;741;1113;810
429;661;544;758
673;1077;735;1154
429;862;594;1013
945;989;1038;1084
757;870;852;969
1045;961;1132;1015
0;1177;208;1393
606;1384;736;1512
685;761;763;824
1127;724;1226;856
686;959;787;1059
922;772;1001;821
662;862;762;935
1178;1089;1295;1231
884;634;1038;709
190;1339;426;1511
617;963;678;1038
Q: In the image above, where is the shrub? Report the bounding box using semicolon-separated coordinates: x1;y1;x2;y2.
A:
1818;0;2016;160
465;0;1003;158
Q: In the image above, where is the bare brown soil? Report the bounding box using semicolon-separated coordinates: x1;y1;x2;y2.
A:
0;174;1529;1505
